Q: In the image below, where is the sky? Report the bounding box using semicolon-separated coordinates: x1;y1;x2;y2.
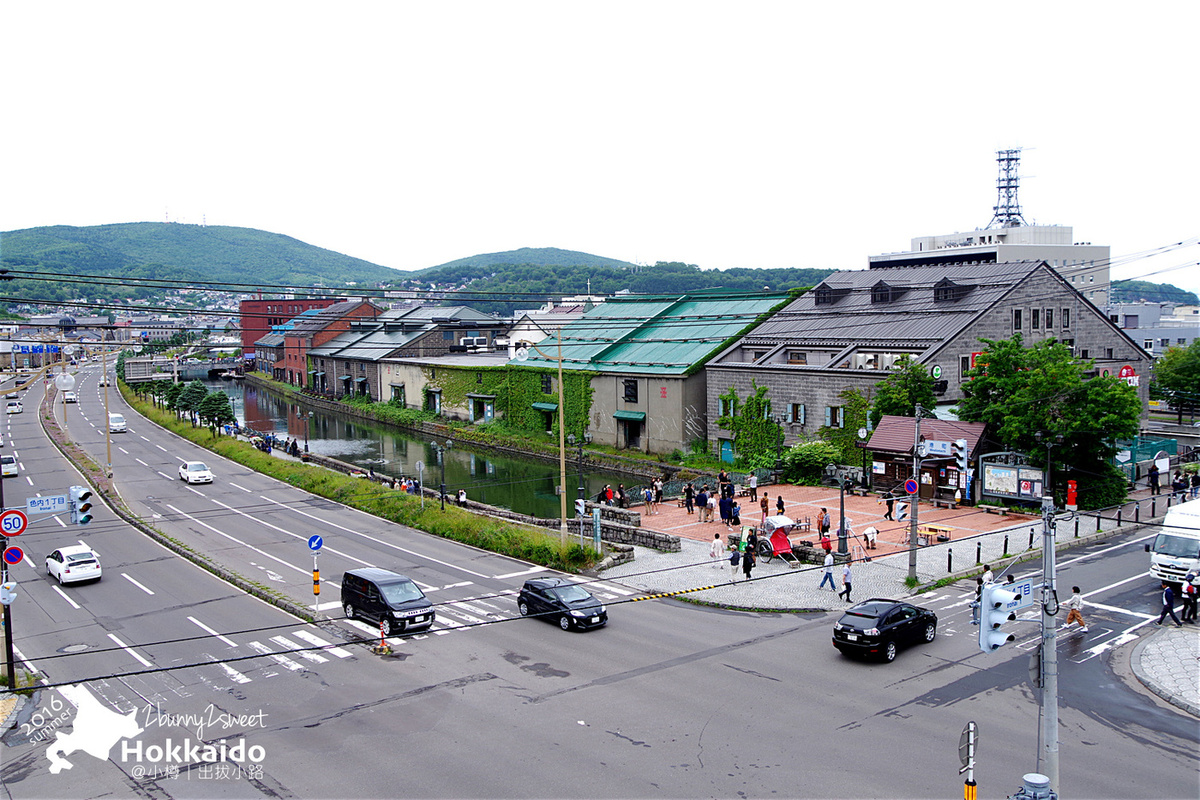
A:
4;2;1198;296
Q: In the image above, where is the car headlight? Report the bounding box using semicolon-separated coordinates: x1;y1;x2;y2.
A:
599;605;606;613
570;610;588;617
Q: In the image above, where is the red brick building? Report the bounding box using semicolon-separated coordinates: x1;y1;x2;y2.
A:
239;297;346;358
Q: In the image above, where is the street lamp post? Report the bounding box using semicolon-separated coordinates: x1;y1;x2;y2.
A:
1033;430;1064;791
432;439;453;510
567;432;592;503
299;409;313;454
825;464;849;555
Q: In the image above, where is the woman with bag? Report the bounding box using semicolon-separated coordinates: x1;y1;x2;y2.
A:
741;543;756;581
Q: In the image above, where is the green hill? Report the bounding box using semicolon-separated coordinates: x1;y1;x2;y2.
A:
0;222;403;305
1109;279;1198;305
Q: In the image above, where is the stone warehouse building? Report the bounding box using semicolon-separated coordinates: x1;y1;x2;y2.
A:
705;261;1150;459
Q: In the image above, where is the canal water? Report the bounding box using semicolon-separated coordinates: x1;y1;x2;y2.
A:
204;379;635;518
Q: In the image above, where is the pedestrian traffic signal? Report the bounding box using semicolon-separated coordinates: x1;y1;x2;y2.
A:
69;485;93;525
953;438;969;474
978;583;1022;652
0;581;16;605
896;502;909;521
574;498;586;517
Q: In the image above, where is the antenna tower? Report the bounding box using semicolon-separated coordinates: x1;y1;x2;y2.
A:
987;148;1027;228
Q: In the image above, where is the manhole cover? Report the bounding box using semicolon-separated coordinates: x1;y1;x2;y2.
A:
59;644;89;654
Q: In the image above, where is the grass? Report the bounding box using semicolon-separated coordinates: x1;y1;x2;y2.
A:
123;387;599;572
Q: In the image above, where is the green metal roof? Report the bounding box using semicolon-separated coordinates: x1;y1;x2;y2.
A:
522;291;789;375
613;410;646;421
531;402;558;411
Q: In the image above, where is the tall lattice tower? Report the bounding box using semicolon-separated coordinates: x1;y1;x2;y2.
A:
987;148;1028;228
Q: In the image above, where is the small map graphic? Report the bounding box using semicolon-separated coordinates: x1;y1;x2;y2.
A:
46;685;143;774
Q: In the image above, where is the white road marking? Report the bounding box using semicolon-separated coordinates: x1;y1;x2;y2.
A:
270;634;329;664
118;447;129;454
228;482;252;493
493;566;545;580
217;662;253;684
188;616;238;648
290;629;353;658
1083;572;1150;600
136;458;148;466
107;633;154;667
155;444;168;452
121;574;155;595
208;498;374;568
247;640;304;672
166;504;311;579
52;585;81;609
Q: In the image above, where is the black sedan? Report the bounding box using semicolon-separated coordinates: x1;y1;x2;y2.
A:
832;598;937;662
517;577;608;631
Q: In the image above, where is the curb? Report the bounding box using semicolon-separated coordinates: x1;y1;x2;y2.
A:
1129;628;1200;718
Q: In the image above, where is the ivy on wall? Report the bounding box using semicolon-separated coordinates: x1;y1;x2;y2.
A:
423;364;597;439
715;380;783;469
819;387;871;466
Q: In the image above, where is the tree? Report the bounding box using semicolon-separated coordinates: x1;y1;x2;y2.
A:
715;381;782;470
958;335;1142;508
1152;340;1200;423
819;388;870;467
870;357;936;428
198;391;237;435
176;380;208;425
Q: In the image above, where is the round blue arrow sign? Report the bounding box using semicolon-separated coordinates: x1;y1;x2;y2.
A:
307;535;323;552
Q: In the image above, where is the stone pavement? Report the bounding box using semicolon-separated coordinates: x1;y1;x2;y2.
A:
598;503;1200;719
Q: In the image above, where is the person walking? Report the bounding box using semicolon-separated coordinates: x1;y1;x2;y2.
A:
741;542;756;581
819;533;832;555
731;501;742;527
1181;573;1198;623
748;472;758;501
884;496;895;521
776;494;785;516
837;561;853;602
819;551;836;591
819;508;831;536
718;494;733;528
616;484;626;508
696;486;709;523
685;482;695;514
760;493;769;525
981;564;994;584
1148;463;1160;495
1156;581;1183;627
709;532;725;568
643;486;654;516
970;577;983;625
654;477;664;511
1062;586;1088;632
1191;472;1200;500
729;546;741;582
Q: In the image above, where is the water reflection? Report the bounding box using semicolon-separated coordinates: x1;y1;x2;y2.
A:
205;380;629;518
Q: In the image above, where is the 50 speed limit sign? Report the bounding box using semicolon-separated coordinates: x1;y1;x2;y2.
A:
0;509;29;537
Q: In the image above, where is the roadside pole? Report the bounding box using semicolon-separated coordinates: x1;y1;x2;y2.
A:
1;471;12;687
556;329;567;545
1039;493;1059;791
908;405;923;582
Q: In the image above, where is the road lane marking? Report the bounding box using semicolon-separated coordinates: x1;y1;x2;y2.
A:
493;566;545;580
270;635;329;664
256;494;492;578
155;444;168;452
118;447;129;454
208;498;374;567
217;662;253;684
228;482;252;493
107;633;153;667
291;629;353;658
166;504;312;579
136;458;149;466
157;471;174;480
247;640;304;672
52;586;81;609
188;616;238;648
121;574;155;595
1083;572;1150;599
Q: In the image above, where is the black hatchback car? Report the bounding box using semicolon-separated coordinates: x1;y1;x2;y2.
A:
832;598;937;662
517;578;608;631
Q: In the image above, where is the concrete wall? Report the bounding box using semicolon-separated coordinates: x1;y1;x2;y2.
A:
587;373;703;454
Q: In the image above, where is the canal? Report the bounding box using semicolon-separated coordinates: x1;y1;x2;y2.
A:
206;379;637;518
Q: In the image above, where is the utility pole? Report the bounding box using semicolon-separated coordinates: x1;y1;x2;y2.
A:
556;329;568;545
908;405;923;582
1039;492;1059;791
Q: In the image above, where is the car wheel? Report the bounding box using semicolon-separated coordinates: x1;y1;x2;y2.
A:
923;622;937;643
518;601;530;617
57;571;65;586
381;617;396;636
343;603;356;620
883;640;897;662
559;615;572;631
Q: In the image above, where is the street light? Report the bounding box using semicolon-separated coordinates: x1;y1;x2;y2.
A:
825;463;849;555
567;432;592;504
299;409;314;454
431;439;453;510
1035;431;1064;505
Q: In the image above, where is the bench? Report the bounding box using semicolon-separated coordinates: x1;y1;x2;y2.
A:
932;498;958;510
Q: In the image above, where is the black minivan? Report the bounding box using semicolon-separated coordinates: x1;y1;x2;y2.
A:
341;568;435;635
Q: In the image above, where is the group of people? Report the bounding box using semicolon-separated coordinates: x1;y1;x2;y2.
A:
1147;464;1200;500
641;478;665;515
818;546;854;601
1157;573;1198;627
712;529;760;582
595;484;628;508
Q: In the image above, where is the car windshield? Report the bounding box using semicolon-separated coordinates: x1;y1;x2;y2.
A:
1152;533;1200;559
187;463;209;472
111;415;124;423
1;456;14;465
379;580;423;605
549;585;593;603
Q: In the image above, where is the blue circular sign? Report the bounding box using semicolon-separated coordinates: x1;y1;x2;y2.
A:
904;479;919;495
3;545;24;565
307;535;323;552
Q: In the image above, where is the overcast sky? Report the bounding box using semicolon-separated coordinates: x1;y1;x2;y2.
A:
4;2;1197;296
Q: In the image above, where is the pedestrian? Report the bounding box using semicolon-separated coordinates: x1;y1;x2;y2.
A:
884;496;895;521
863;526;878;550
685;482;695;514
820;533;832;555
748;472;758;501
654;477;664;511
720;494;734;527
709;532;725;568
776;494;785;515
1172;471;1188;500
838;561;853;602
643;486;654;515
1191;472;1200;500
731;501;741;527
970;577;983;625
718;468;730;498
1062;585;1088;632
819;508;831;536
1181;573;1198;623
1156;581;1183;627
742;542;756;581
697;486;709;523
457;488;467;506
759;493;769;524
1148;463;1160;495
819;551;836;590
981;564;994;584
616;484;626;508
745;527;758;555
729;546;741;581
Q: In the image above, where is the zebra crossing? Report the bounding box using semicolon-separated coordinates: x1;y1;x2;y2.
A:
185;619;356;686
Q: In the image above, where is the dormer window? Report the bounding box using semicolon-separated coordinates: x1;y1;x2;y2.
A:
813;284;851;306
934;278;973;302
871;281;907;304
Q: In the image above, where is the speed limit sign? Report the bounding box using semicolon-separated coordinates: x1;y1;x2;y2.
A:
0;509;29;537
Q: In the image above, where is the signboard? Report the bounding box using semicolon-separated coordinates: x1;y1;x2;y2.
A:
904;478;919;495
0;509;29;537
924;440;952;457
1118;364;1139;387
2;546;24;565
26;495;68;515
982;463;1044;501
308;535;323;552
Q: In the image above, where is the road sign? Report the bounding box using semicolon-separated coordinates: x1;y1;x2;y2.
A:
904;478;919;495
26;495;68;515
414;460;424;473
3;546;24;565
308;535;323;552
958;721;978;766
0;509;28;537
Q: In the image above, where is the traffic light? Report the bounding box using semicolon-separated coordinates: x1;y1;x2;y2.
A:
953;438;969;474
574;498;586;517
0;581;16;605
896;501;909;521
978;582;1022;652
69;485;93;525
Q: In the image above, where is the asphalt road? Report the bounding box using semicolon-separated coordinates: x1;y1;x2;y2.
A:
0;366;1194;799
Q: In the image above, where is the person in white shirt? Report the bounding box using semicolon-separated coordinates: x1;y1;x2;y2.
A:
819;552;836;590
981;564;994;584
748;473;758;501
1062;586;1087;632
709;532;724;568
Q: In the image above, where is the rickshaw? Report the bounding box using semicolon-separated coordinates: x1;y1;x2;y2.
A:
754;516;802;568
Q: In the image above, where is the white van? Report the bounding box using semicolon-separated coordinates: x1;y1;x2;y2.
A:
1146;497;1200;584
108;413;127;433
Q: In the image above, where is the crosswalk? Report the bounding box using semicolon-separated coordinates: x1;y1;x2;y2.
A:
186;622;356;686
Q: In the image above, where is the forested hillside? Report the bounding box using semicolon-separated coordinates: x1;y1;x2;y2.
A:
1110;279;1197;304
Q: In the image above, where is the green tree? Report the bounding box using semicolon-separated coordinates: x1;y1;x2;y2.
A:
958;335;1142;508
715;381;783;469
779;441;842;484
819;388;870;466
870;357;936;428
1152;340;1200;422
198;391;237;435
176;380;208;424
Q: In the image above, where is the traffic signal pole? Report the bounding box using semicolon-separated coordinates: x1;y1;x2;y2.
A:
1;460;13;688
1039;493;1059;791
908;405;923;582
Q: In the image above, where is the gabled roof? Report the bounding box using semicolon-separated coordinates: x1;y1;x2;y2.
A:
522;291;790;375
309;326;430;361
866;415;987;456
282;301;379;337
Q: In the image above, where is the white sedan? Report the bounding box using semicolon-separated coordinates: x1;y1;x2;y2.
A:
179;461;214;484
46;545;103;585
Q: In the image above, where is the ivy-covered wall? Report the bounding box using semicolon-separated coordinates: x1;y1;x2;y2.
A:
422;363;596;439
715;380;784;469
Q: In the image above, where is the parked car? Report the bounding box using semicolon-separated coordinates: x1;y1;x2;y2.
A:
178;461;213;484
63;391;77;403
341;568;435;635
517;577;608;631
1;454;17;478
832;598;937;662
5;400;22;414
46;545;102;584
108;413;127;433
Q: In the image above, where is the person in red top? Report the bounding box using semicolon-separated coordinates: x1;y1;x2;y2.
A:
820;534;832;554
